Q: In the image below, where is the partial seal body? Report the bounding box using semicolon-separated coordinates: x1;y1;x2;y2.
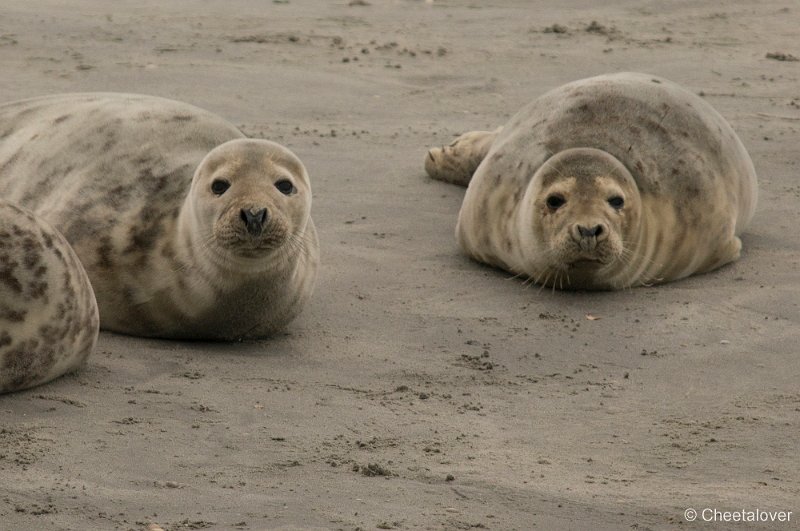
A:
0;94;319;339
425;72;758;289
0;201;98;393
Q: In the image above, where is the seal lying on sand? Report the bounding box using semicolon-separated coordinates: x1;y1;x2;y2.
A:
0;94;319;339
425;72;757;289
0;201;98;393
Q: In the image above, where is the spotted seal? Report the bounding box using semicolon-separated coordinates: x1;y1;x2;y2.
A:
0;93;319;339
0;201;98;393
425;72;757;288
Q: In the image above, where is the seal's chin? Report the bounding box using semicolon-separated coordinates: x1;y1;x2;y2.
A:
568;257;607;269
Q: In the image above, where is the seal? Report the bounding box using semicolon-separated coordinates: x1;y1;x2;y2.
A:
0;200;99;393
0;93;319;339
425;72;758;289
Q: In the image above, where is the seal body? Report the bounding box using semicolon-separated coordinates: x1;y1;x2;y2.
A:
0;201;98;393
425;72;757;289
0;94;319;339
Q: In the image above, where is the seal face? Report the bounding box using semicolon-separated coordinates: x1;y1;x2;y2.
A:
0;94;319;339
0;200;99;393
518;148;642;289
425;72;758;289
191;139;312;263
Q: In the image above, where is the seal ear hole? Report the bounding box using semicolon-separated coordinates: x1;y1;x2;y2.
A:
546;194;566;210
211;179;230;195
608;196;625;210
275;179;296;196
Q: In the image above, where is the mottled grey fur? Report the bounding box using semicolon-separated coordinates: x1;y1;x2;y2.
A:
0;201;98;393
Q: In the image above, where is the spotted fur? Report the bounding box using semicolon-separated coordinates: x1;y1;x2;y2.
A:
0;201;99;393
425;72;758;289
0;94;319;339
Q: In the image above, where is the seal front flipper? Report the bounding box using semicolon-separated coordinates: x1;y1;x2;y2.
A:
425;127;501;187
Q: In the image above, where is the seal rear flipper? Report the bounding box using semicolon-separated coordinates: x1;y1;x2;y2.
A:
425;128;501;186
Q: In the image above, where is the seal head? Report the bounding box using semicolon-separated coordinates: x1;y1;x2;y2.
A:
141;137;320;340
518;148;641;289
183;138;313;271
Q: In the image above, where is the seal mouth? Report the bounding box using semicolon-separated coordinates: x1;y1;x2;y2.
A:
227;231;289;256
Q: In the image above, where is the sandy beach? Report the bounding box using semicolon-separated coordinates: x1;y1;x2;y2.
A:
1;1;798;529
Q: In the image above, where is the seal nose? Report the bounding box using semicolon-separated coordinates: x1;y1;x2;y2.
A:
571;222;608;251
578;224;604;238
240;207;268;236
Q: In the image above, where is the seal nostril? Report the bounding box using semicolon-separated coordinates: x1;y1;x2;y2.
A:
240;208;268;234
578;224;603;238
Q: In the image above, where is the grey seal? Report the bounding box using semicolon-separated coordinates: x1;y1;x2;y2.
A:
0;93;319;339
425;72;757;288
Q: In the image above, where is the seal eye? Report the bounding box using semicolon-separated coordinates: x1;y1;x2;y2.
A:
275;179;296;196
211;179;230;195
608;196;625;210
546;194;566;210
